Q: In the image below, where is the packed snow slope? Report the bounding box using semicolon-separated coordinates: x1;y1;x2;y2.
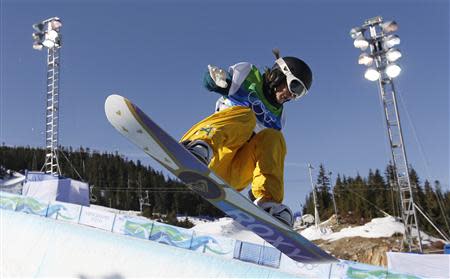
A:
193;215;439;245
0;210;295;278
301;216;405;241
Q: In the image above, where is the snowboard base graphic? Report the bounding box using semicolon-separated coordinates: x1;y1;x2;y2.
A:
105;94;336;264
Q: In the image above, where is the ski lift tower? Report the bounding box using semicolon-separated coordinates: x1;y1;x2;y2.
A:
32;17;63;176
349;16;422;252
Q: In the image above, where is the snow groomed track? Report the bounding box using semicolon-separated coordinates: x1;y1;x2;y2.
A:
0;192;422;278
1;210;297;278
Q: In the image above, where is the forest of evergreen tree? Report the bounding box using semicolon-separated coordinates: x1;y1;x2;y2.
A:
1;145;449;238
302;164;450;239
0;146;224;219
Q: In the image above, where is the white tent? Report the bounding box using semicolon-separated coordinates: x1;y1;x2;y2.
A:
22;171;90;206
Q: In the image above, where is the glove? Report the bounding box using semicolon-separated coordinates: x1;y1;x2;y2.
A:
208;64;228;89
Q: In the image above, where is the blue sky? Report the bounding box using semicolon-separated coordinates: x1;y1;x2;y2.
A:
1;0;448;212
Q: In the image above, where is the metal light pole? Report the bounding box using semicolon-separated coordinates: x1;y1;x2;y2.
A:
329;172;339;225
308;163;320;228
32;17;63;176
350;16;422;252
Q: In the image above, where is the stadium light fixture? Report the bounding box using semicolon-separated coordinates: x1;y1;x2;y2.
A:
350;27;364;39
385;64;402;78
364;68;380;81
358;53;374;66
380;20;398;33
32;23;45;32
349;16;403;82
353;35;369;50
50;19;62;30
42;39;54;49
41;29;61;48
32;32;44;41
46;30;59;41
32;18;62;51
384;34;401;48
386;49;402;62
32;42;44;50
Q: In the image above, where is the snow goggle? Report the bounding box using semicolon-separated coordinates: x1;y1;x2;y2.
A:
275;58;308;100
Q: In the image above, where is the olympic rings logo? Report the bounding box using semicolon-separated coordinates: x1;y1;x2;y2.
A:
295;262;319;270
247;91;277;125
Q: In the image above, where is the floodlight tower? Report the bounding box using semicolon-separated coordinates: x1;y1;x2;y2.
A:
350;16;422;252
32;17;63;176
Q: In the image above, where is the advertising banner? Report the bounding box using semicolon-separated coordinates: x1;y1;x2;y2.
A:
48;201;82;223
387;252;448;278
113;215;154;239
192;231;236;259
150;222;194;249
0;191;21;211
15;196;48;216
78;206;115;231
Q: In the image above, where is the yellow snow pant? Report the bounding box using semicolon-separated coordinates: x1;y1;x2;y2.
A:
180;106;286;203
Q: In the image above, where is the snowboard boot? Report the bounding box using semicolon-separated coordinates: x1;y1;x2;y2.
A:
181;140;213;166
254;198;294;227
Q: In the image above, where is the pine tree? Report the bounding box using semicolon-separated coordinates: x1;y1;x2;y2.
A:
423;180;436;216
385;163;400;217
332;174;345;223
433;180;450;237
409;167;425;205
368;169;387;218
347;174;367;223
315;164;332;220
302;192;315;216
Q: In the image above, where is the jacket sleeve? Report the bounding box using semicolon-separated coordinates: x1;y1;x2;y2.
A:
202;69;232;96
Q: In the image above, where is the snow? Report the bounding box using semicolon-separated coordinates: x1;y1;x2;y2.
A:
0;209;295;278
192;215;442;245
191;216;402;243
192;217;266;244
301;216;404;242
89;204;142;217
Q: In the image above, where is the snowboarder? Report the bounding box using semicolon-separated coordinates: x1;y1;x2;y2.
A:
181;49;313;227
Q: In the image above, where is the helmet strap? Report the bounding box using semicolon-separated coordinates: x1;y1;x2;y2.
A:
262;70;283;108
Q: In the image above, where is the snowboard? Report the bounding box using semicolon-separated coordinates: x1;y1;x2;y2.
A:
104;94;336;264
